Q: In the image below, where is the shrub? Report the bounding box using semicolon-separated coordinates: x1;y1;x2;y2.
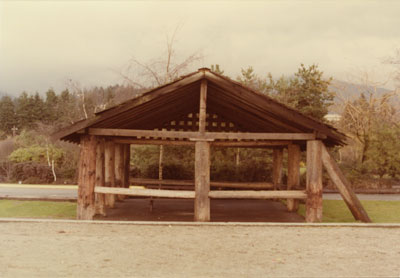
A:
10;162;53;184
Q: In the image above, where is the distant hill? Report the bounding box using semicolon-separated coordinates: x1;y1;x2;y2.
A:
328;79;394;114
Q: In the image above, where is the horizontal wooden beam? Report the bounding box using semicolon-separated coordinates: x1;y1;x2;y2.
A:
212;141;291;147
114;138;194;146
212;181;274;189
114;138;292;147
94;186;195;199
95;186;306;200
89;128;315;141
132;178;193;186
131;178;275;190
208;190;307;199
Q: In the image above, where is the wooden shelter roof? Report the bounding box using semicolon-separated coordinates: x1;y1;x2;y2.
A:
52;68;346;146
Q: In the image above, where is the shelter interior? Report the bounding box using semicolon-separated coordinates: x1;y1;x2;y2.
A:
53;68;371;223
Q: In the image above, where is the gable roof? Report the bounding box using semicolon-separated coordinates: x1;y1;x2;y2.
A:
52;68;346;146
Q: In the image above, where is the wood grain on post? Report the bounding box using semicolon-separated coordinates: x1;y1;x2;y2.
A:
287;144;301;212
94;137;106;216
272;148;284;190
194;79;210;221
115;143;125;201
123;144;130;188
321;144;371;223
305;140;323;222
194;141;211;221
199;80;208;133
104;140;116;208
77;135;97;220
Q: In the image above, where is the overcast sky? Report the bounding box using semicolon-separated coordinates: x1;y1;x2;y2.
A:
0;0;399;96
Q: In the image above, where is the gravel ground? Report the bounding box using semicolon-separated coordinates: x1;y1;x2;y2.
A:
0;221;399;277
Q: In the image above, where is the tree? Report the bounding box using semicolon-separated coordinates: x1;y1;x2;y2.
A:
337;70;400;179
44;88;59;124
210;64;225;75
120;26;203;88
58;89;79;125
236;66;269;94
385;48;400;89
364;124;400;178
118;27;203;181
0;96;17;135
339;76;398;165
31;92;45;123
236;64;334;121
282;64;334;120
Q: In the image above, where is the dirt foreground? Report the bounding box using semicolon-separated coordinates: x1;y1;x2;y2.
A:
0;220;399;277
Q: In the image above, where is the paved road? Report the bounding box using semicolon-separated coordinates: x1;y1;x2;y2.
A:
1;184;400;201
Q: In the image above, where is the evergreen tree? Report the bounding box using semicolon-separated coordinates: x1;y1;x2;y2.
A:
0;95;17;135
236;66;268;94
268;64;334;121
210;64;225;75
44;89;59;124
31;92;45;123
291;64;334;120
15;92;32;129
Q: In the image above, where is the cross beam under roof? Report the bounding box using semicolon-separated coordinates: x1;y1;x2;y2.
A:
87;128;317;141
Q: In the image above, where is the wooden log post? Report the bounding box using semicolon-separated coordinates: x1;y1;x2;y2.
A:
195;140;211;221
77;135;97;220
104;140;116;208
287;144;301;212
115;143;125;201
94;137;106;216
272;148;284;190
123;144;130;188
150;144;164;212
194;79;211;221
198;80;207;133
305;140;323;222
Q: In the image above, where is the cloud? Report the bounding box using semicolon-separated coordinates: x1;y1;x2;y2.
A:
0;1;399;95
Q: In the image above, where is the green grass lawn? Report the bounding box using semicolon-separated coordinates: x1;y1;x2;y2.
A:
0;200;76;219
0;199;399;222
298;200;400;223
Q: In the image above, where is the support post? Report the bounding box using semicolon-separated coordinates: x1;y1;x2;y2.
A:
77;135;97;220
104;140;116;208
272;148;283;190
115;143;125;201
194;140;210;221
95;137;106;216
306;140;323;222
199;79;207;133
123;144;131;188
287;144;301;212
158;145;164;186
194;79;210;221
